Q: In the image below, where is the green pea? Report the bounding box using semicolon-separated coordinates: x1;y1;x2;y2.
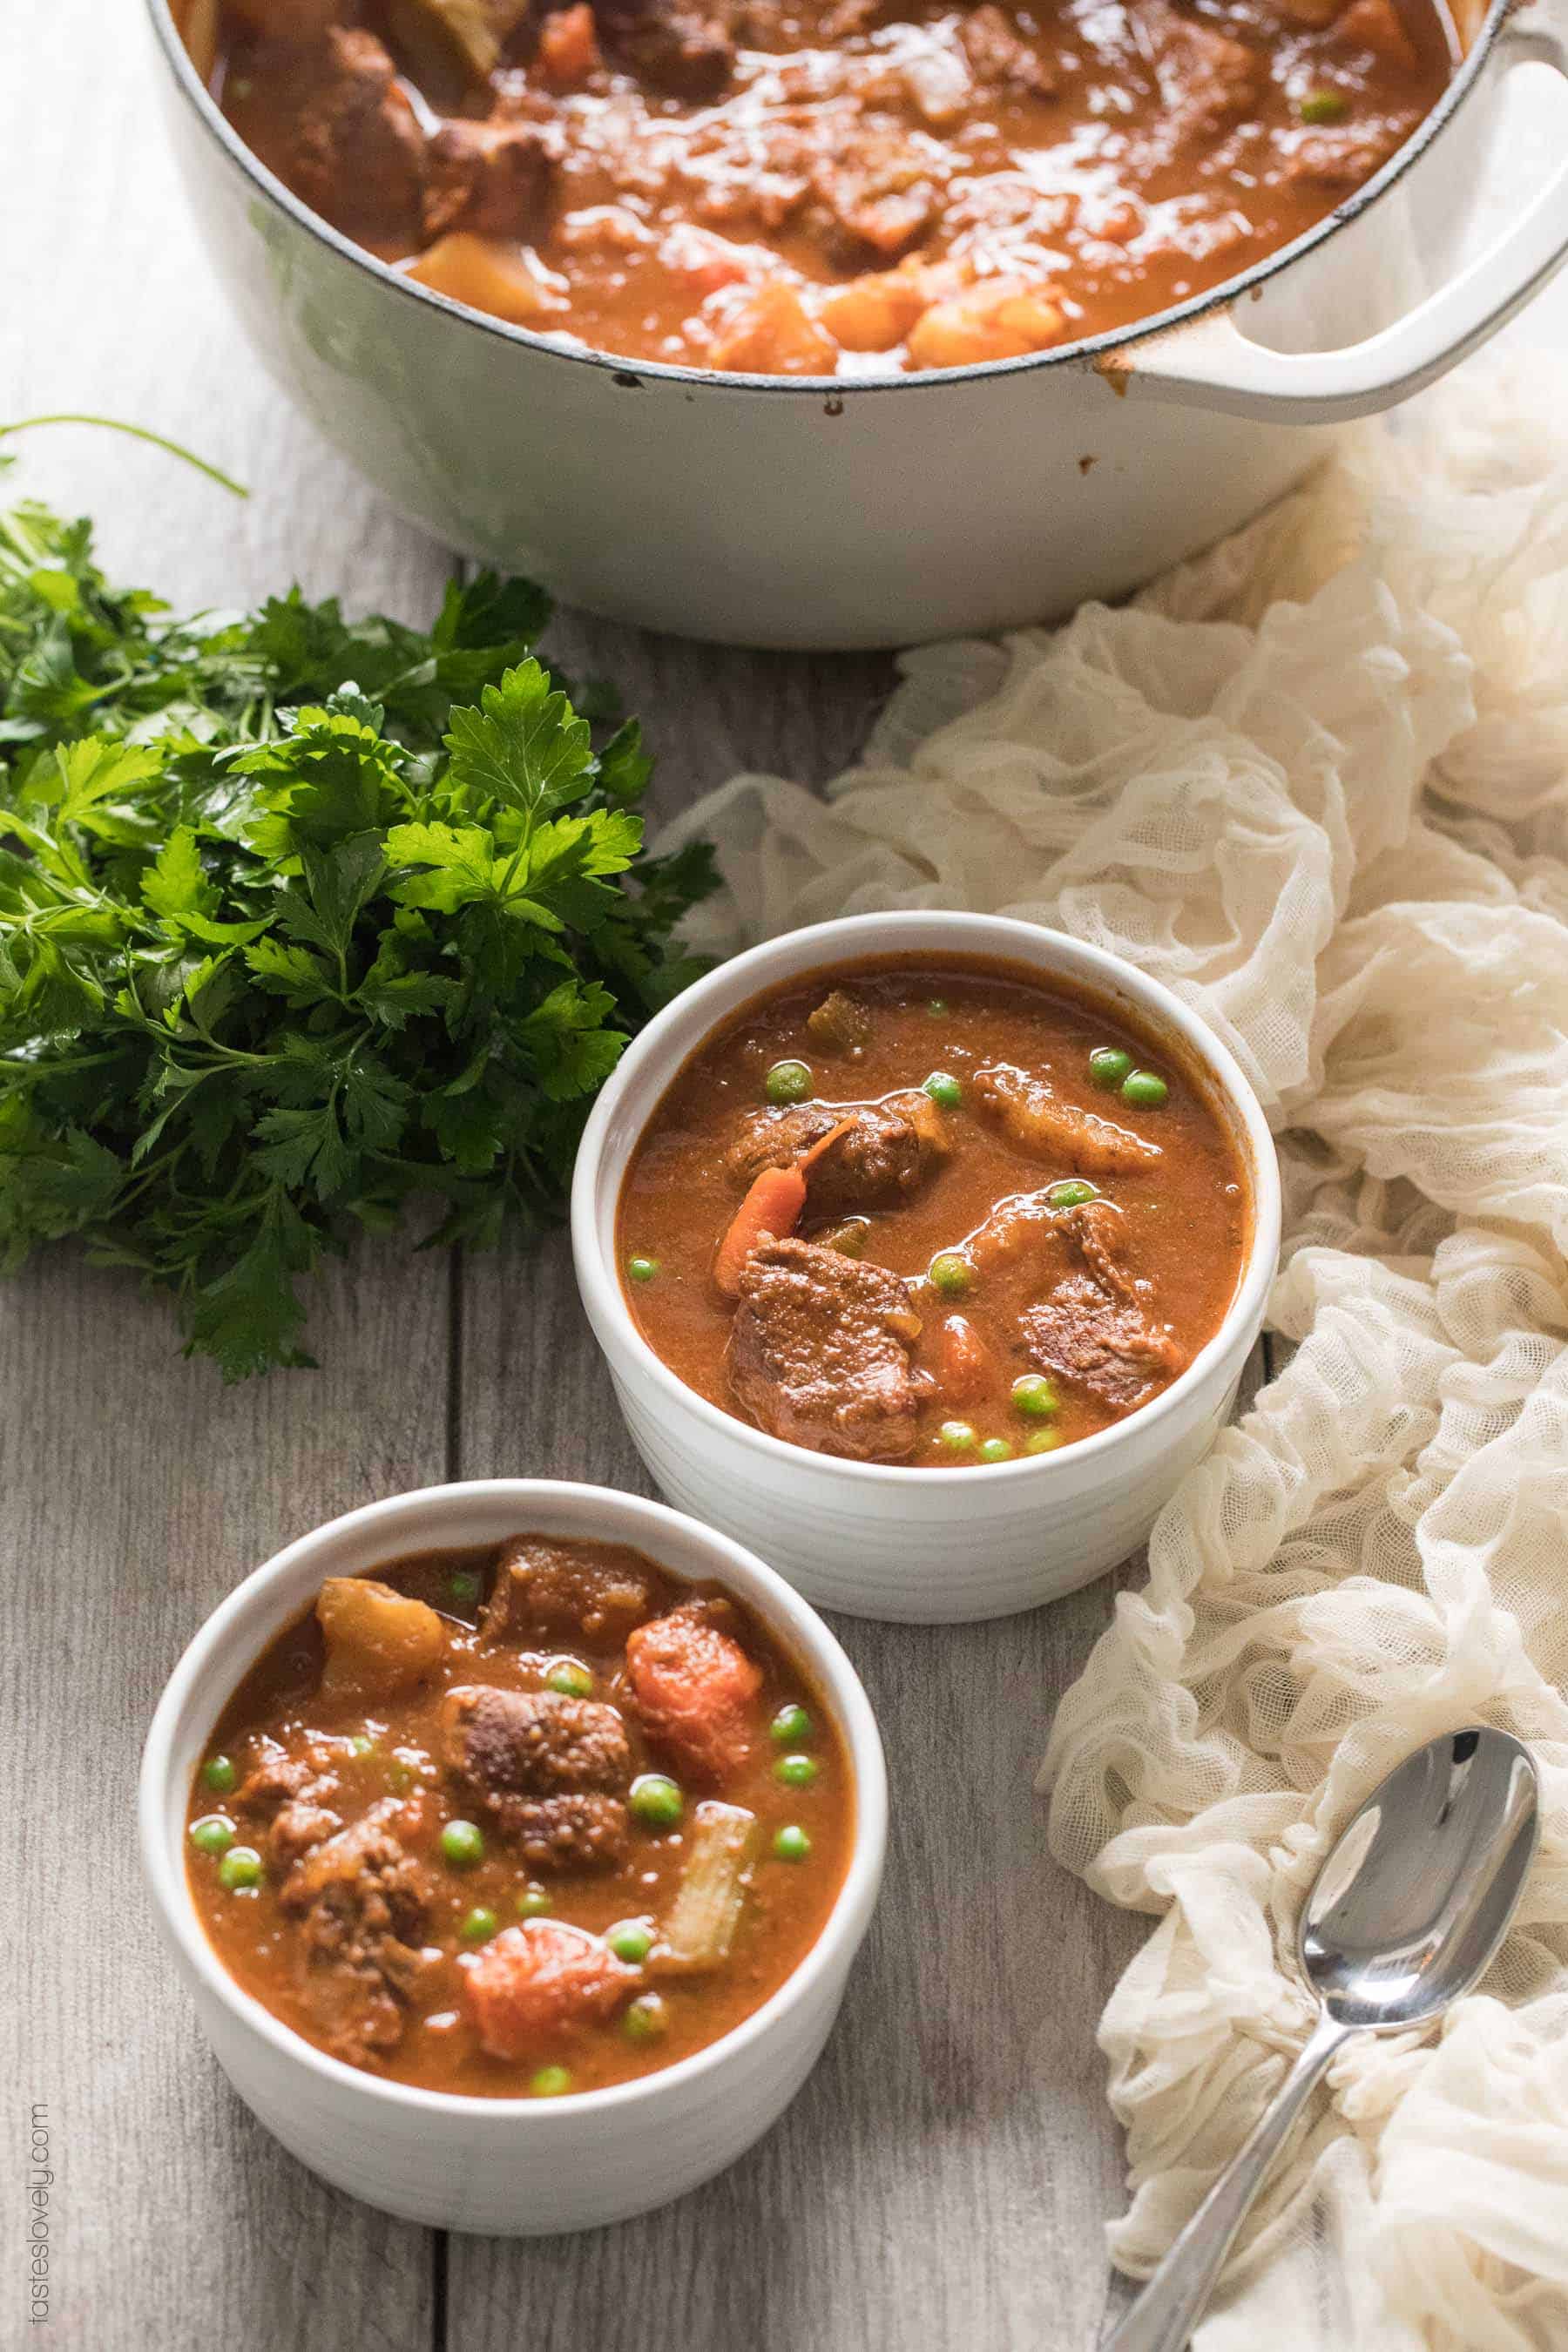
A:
626;1254;659;1284
460;1906;498;1943
928;1252;972;1297
530;2065;573;2098
441;1819;485;1869
517;1885;552;1918
201;1754;236;1794
190;1814;234;1855
773;1825;812;1862
1088;1046;1133;1089
630;1774;684;1829
622;1994;668;2044
765;1059;814;1105
1026;1429;1064;1454
388;1761;415;1794
218;1845;263;1891
923;1071;963;1109
348;1733;376;1757
937;1419;977;1452
775;1753;819;1788
1046;1179;1098;1208
1012;1373;1059;1419
546;1659;593;1699
1299;87;1348;122
979;1437;1014;1463
608;1921;653;1963
927;998;949;1017
771;1702;813;1745
1121;1071;1169;1108
446;1569;480;1605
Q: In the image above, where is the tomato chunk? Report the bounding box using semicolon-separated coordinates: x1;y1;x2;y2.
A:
625;1600;763;1781
463;1921;635;2061
706;282;838;375
537;3;602;87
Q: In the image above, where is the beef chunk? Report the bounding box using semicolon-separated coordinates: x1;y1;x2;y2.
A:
269;1800;344;1869
1139;0;1265;138
1018;1201;1184;1408
1020;1277;1184;1406
727;1237;923;1460
240;29;427;243
279;1802;435;2065
812;129;944;259
422;118;554;241
625;1598;762;1780
481;1537;655;1646
725;1092;944;1218
224;0;342;37
592;0;737;97
235;1752;322;1820
442;1686;632;1869
957;6;1053;95
973;1063;1161;1174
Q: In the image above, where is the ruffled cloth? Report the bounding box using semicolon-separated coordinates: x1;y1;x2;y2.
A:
661;356;1568;2350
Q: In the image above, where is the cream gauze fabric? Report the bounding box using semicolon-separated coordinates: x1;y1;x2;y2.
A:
660;356;1568;2352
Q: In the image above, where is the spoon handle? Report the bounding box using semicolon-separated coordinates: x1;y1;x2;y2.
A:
1101;2011;1352;2352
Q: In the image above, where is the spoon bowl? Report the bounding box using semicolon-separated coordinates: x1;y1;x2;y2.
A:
1301;1726;1539;2032
1105;1727;1539;2352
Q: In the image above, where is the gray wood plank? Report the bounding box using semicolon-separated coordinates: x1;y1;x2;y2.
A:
542;608;896;816
0;1245;450;2352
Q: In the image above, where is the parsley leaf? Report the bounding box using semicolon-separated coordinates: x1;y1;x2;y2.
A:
0;498;715;1375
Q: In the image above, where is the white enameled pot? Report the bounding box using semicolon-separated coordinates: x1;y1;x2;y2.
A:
571;913;1281;1623
145;0;1568;648
139;1481;886;2234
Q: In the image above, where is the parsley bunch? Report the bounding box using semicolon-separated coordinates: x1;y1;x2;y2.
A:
0;495;715;1376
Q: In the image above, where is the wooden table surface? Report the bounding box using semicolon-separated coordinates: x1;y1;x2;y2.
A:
21;0;1563;2342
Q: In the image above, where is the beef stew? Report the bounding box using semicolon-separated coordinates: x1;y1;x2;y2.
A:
179;0;1454;375
617;956;1251;1463
186;1535;853;2094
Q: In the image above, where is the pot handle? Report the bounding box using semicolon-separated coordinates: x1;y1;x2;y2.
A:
1126;0;1568;423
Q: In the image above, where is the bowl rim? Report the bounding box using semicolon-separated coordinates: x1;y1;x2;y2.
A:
139;1477;889;2119
145;0;1501;399
571;910;1281;1487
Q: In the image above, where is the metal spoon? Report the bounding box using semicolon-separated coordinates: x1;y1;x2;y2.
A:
1102;1725;1539;2352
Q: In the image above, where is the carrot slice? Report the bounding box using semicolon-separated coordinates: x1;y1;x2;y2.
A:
713;1164;807;1296
712;1117;859;1297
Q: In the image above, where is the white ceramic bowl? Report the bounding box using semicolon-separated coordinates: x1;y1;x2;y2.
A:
139;1480;887;2234
571;913;1281;1622
146;0;1568;645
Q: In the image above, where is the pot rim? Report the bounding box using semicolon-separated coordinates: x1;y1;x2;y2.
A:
147;0;1502;399
139;1477;889;2120
571;910;1282;1490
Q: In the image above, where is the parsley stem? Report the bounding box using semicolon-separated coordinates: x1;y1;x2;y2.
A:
0;416;249;499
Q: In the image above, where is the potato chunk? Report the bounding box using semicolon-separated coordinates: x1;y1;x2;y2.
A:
407;233;568;328
318;1577;446;1698
907;278;1066;370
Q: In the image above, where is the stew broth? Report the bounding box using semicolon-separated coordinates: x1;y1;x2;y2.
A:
618;956;1251;1463
183;0;1454;375
186;1538;853;2095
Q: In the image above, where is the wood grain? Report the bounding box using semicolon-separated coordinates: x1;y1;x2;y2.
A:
0;1245;449;2352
